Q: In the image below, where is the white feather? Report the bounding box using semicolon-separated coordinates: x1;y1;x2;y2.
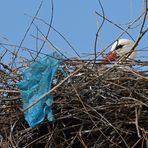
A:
110;39;137;59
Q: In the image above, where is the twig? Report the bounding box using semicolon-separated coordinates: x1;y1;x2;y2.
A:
11;1;44;67
35;0;54;59
135;107;141;138
95;11;136;41
24;14;81;58
124;0;148;61
94;0;105;62
33;23;69;60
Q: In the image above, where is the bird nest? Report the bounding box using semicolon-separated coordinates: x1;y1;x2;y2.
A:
0;60;148;148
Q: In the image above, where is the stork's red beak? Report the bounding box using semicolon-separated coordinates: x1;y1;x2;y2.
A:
103;51;119;63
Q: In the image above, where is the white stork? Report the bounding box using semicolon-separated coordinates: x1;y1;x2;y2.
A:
104;39;137;63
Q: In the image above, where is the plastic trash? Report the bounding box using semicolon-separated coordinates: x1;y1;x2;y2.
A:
18;52;63;127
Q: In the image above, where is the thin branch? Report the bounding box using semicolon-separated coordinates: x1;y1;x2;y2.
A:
24;14;81;58
33;23;69;59
34;0;54;59
135;107;141;138
120;0;147;62
95;12;144;41
94;0;105;62
11;1;43;67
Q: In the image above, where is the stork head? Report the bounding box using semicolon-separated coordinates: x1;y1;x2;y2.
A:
104;39;137;62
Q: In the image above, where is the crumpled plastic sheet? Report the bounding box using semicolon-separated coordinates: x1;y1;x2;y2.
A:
18;52;63;127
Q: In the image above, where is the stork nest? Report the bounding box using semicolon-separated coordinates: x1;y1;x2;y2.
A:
0;61;148;148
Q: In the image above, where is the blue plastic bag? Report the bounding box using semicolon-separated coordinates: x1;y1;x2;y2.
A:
18;52;63;127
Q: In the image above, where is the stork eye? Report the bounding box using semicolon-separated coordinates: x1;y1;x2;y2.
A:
115;44;124;50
